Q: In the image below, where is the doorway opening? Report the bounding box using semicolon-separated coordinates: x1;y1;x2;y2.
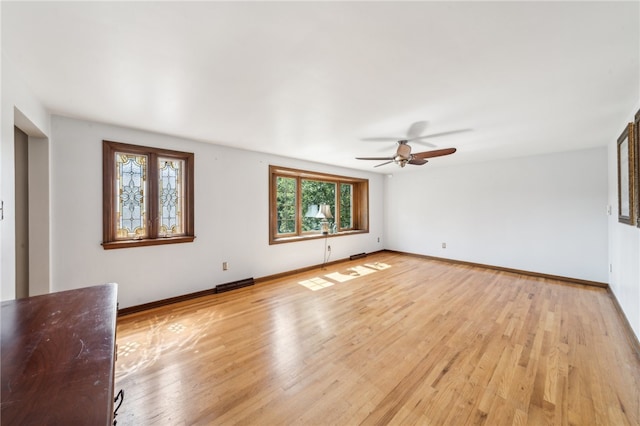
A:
13;108;50;298
14;126;29;298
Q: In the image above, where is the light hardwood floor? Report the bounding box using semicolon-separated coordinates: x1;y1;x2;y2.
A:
115;252;640;425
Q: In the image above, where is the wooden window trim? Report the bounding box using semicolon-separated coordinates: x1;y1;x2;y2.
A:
269;165;369;245
102;140;195;249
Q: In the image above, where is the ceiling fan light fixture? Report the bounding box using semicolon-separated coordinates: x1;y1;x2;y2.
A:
397;143;411;158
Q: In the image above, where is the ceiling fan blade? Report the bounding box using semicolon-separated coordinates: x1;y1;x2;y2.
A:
361;137;403;142
374;160;394;168
356;156;395;161
408;128;471;141
406;121;428;140
412;140;438;148
413;147;457;159
408;158;428;166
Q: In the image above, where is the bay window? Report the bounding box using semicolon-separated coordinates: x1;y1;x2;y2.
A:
269;165;368;244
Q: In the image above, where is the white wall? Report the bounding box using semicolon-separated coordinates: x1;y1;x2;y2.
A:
385;147;609;283
1;55;51;301
608;105;640;339
50;116;384;308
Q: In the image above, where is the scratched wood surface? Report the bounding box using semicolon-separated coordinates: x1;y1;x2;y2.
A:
115;252;640;425
1;284;118;425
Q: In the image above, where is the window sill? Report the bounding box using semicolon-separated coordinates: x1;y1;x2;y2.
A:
102;236;195;250
270;229;368;245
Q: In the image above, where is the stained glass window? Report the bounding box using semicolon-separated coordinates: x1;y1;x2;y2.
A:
103;140;194;249
159;158;184;235
116;153;148;239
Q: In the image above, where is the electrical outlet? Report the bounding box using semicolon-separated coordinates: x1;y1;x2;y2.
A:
442;242;447;249
222;261;228;271
327;245;331;252
377;237;380;243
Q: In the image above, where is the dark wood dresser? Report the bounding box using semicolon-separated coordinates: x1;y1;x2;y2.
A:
1;283;118;425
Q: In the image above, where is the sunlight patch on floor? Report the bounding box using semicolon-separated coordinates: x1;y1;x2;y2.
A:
118;341;140;358
365;262;391;270
298;277;335;291
298;262;392;290
167;322;187;333
325;265;377;283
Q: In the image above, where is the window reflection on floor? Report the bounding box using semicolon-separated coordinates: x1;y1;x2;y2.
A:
298;262;391;290
116;313;214;380
298;276;335;291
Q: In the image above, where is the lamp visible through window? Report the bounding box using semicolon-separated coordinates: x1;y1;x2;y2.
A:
305;204;319;218
316;204;333;235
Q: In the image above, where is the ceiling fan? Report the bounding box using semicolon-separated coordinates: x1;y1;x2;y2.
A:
356;121;467;168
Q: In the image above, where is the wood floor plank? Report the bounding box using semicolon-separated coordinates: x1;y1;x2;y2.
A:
115;252;640;425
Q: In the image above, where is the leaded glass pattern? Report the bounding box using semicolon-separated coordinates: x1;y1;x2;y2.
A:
159;158;184;235
116;153;148;239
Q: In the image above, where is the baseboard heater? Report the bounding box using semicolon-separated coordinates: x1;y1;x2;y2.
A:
215;277;255;293
350;252;367;260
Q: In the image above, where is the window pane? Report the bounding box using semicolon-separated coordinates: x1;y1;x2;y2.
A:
116;153;148;239
159;158;184;235
276;176;297;234
340;183;353;229
302;180;335;233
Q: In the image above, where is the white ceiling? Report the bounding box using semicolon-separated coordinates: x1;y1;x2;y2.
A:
2;1;639;172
